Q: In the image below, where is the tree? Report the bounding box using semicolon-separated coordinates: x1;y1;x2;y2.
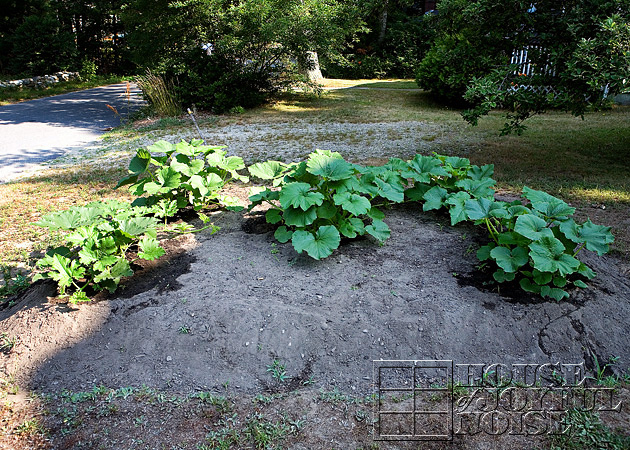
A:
122;0;364;112
417;0;630;134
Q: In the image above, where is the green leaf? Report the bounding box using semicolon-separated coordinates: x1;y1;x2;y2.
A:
455;178;496;198
402;155;448;182
468;164;494;181
283;206;317;227
444;156;470;169
514;214;554;241
129;153;151;175
577;263;596;279
422;186;448;211
540;286;569;301
367;207;385;220
317;201;338;220
118;217;159;238
274;226;293;243
365;219;391;242
490;246;529;273
529;237;581;276
532;270;553;285
445;191;471;225
465;198;507;221
404;184;431;201
49;254;84;293
333;192;371;216
279;182;325;211
157;167;181;190
291;226;341;260
522;187;575;219
248;161;287;180
374;177;405;203
338;217;365;238
493;269;516;283
35;209;83;230
520;278;541;294
266;209;283;224
573;280;588;289
560;219;614;255
477;244;495;261
306;151;354;180
171;154;205;177
147;140;176;155
115;173;139;190
138;236;165;260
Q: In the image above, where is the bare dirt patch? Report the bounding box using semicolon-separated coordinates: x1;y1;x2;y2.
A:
2;202;630;448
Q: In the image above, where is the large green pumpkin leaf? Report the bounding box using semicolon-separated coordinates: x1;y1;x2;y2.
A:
291;226;341;260
422;186;448;211
402;155;448;182
529;236;580;276
333;192;371;216
338;217;365;238
522;187;575;219
559;219;614;255
248;161;287;180
306;151;354;180
446;191;471;225
365;219;391;242
157;167;181;190
514;214;554;241
468;164;494;181
374;177;405;203
465;198;507;221
147;140;176;155
118;217;159;238
490;246;529;273
455;178;496;198
283;206;317;227
35;209;83;230
279;182;325;211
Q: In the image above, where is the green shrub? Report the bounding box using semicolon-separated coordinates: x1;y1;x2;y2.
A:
79;58;98;81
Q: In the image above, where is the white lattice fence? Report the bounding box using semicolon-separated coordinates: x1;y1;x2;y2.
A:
509;46;560;95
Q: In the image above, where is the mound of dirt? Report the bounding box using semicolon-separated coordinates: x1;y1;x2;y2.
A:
2;205;630;397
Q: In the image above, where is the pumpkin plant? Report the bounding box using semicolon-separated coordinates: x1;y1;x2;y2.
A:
34;200;165;302
116;139;249;216
248;150;402;260
466;188;614;301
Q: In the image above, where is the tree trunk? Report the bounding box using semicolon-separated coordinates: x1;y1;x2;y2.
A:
377;0;389;46
302;51;323;82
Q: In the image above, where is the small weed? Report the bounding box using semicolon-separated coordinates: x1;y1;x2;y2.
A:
550;408;630;449
0;333;18;354
302;375;316;386
179;326;191;334
14;418;46;437
266;359;289;383
0;265;30;301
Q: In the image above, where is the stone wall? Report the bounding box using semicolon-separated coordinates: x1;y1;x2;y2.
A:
0;71;80;89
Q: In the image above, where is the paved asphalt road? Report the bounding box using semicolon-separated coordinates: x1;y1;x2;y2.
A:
0;83;144;183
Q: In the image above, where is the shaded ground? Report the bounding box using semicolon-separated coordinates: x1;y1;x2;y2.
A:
1;202;630;448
